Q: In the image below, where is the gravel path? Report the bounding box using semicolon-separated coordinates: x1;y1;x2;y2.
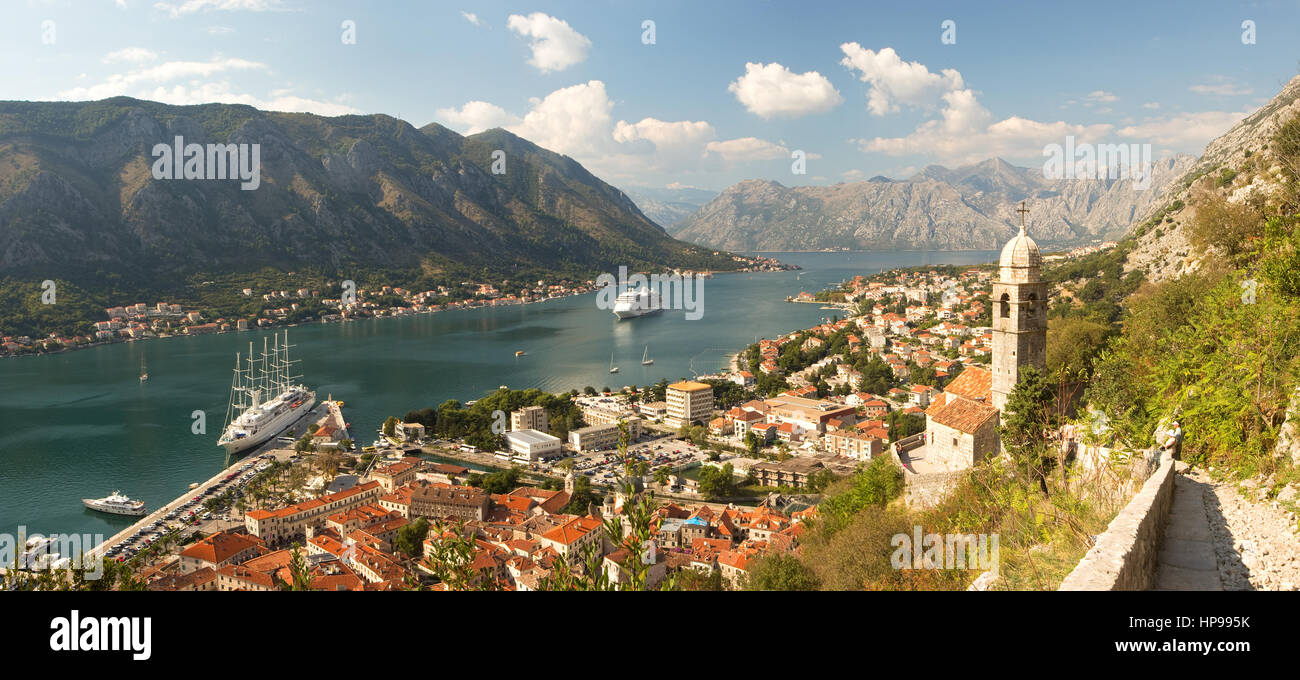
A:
1184;467;1300;591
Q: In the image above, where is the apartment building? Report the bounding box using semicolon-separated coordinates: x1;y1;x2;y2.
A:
666;381;714;429
244;481;383;546
568;418;642;452
510;405;549;432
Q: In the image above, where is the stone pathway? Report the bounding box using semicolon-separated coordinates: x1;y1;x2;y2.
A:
1153;470;1223;590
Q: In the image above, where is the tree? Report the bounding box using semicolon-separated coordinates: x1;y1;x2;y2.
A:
382;416;399;437
998;365;1058;495
286;542;312;591
744;552;821;591
421;520;500;591
696;464;738;499
395;518;429;557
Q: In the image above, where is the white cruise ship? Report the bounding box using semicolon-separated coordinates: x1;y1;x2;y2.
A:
82;491;146;516
217;330;316;455
612;289;662;320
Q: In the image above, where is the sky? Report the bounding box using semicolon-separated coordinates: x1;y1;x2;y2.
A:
4;0;1299;191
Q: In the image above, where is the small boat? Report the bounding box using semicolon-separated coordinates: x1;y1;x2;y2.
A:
641;345;654;366
189;482;199;489
515;350;526;356
139;356;149;382
609;352;619;374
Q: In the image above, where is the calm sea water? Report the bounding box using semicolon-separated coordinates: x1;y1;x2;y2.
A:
0;251;997;537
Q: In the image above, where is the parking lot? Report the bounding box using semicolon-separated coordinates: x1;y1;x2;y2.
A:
98;452;285;564
527;432;711;483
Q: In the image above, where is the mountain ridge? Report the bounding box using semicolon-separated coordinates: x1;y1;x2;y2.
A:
0;97;739;291
672;154;1196;252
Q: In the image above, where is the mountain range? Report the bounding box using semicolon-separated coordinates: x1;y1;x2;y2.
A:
670;155;1195;252
0;98;737;291
623;185;717;229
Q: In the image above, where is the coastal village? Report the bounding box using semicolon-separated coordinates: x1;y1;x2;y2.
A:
116;232;1051;591
0;254;790;356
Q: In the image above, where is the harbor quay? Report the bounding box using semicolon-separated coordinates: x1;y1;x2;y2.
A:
88;400;345;563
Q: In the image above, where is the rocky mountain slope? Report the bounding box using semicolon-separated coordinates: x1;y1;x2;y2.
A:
623;186;717;229
672;156;1193;252
0;98;736;290
1125;74;1300;282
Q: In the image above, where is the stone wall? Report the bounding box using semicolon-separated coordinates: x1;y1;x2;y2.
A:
1059;450;1176;590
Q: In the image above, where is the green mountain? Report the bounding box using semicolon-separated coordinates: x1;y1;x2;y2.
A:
0;97;737;289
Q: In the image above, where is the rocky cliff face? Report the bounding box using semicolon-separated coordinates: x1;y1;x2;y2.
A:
0;98;733;287
672;155;1194;252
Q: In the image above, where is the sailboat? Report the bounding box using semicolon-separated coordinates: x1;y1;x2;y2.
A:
641;345;654;366
139;356;149;382
609;352;619;374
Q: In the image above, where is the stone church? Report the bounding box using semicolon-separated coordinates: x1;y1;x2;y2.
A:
923;215;1047;470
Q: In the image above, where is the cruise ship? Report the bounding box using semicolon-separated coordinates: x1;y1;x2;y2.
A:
217;330;316;455
82;491;146;516
612;288;662;320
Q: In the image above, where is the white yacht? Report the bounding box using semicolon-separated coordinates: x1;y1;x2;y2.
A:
82;491;146;516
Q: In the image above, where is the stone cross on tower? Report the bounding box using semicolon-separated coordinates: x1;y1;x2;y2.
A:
991;202;1047;412
1016;201;1029;231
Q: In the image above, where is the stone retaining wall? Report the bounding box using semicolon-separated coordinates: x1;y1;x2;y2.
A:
1059;450;1176;590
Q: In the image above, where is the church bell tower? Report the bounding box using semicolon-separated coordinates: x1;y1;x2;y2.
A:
991;202;1047;411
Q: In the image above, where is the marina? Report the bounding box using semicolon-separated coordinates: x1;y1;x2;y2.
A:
88;397;341;561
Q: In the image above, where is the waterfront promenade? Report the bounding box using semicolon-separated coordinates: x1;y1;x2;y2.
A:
87;400;333;560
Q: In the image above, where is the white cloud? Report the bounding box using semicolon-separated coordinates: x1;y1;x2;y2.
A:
58;57;267;100
839;44;963;116
102;47;158;64
460;11;482;27
1142;102;1160;110
434;101;522;134
1189;76;1252;97
705;137;789;162
727;62;842;119
205;25;235;35
863;87;1114;165
1118;110;1248;149
153;0;281;18
510;80;614;156
1085;90;1118;103
613;118;715;156
57;54;357;116
506;12;591;73
437;80;794;183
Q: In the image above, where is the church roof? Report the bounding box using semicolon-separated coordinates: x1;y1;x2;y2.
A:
931;397;999;434
944;366;992;403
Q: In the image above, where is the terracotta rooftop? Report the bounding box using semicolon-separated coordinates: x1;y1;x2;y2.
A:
930;397;999;434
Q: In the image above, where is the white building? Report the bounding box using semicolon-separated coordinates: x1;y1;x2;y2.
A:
504;429;562;462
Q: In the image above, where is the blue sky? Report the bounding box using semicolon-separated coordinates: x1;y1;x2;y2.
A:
4;0;1298;190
